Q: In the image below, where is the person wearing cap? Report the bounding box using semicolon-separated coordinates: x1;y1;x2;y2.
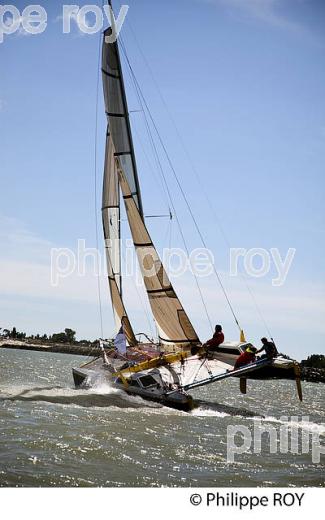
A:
257;337;278;359
234;345;257;369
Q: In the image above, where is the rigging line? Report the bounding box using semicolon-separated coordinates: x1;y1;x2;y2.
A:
145;214;171;219
120;39;213;333
243;282;274;339
125;19;273;339
94;32;104;339
192;356;209;384
133;123;172;213
119;40;240;332
141;112;214;334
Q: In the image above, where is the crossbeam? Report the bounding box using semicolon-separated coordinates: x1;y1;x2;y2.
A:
181;358;272;391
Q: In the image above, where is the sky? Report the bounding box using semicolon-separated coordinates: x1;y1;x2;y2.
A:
0;0;324;360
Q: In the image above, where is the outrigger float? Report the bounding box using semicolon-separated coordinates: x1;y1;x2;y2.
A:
73;1;302;411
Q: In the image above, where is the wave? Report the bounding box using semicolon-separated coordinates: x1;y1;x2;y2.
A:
192;399;264;418
0;383;159;409
262;415;325;437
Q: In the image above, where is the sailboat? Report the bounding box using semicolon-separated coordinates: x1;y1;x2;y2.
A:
72;4;302;411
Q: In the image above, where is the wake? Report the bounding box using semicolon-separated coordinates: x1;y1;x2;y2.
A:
192;399;264;418
0;382;160;409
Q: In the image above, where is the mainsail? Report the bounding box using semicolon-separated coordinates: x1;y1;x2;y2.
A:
117;160;200;348
101;21;142;346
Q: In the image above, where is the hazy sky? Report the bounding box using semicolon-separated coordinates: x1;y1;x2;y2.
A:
1;0;324;359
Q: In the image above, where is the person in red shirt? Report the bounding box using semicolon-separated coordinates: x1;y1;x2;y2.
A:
203;325;225;352
234;346;257;370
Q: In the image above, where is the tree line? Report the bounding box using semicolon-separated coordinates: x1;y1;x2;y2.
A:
301;354;325;369
0;326;99;345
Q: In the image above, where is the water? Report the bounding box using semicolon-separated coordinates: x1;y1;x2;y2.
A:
0;349;324;487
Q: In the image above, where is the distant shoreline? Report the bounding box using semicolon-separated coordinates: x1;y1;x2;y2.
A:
0;339;101;357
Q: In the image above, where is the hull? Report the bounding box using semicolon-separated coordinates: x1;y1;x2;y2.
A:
72;368;88;387
72;362;194;412
210;349;298;381
244;364;297;380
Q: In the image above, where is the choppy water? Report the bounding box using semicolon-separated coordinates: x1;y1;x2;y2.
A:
0;349;324;487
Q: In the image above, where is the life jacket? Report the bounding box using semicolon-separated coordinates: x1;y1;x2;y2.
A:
234;348;256;369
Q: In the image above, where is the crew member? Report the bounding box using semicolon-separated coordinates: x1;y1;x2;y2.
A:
257;337;278;359
234;346;257;369
203;325;224;352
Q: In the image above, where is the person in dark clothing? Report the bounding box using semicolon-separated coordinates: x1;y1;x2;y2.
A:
203;325;224;352
234;346;257;369
257;337;278;359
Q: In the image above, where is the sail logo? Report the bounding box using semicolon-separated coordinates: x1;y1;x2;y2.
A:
0;4;128;43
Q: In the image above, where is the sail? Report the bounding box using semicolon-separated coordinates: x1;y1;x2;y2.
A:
102;27;143;217
102;135;137;347
116;160;200;348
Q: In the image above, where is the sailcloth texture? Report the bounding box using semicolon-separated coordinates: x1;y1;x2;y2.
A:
102;28;143;216
117;160;200;348
102;136;137;347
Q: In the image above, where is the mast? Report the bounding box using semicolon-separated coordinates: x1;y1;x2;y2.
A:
101;4;140;344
